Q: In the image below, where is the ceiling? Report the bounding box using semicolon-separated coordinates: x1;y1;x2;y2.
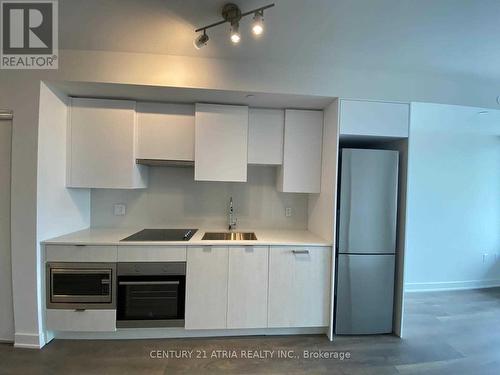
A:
59;0;500;82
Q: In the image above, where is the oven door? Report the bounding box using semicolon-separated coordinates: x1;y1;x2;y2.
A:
117;276;185;327
47;263;116;309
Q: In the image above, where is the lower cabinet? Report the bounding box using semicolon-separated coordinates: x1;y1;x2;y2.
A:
268;246;331;328
185;246;229;329
45;309;116;332
227;246;268;329
185;245;331;330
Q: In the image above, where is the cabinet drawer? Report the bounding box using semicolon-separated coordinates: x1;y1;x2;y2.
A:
117;246;186;262
46;309;116;332
45;245;118;262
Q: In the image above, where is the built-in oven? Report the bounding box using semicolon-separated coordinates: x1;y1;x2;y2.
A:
46;263;116;309
117;262;186;328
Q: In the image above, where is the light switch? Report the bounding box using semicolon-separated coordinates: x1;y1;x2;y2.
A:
113;204;126;216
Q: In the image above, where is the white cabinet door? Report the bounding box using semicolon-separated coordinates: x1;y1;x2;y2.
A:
268;246;331;328
185;246;228;329
277;110;323;193
67;98;147;189
248;108;284;165
340;100;409;138
227;246;268;329
195;104;248;182
136;102;195;161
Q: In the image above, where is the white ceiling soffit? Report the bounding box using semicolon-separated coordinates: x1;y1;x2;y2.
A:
58;0;500;82
50;80;335;109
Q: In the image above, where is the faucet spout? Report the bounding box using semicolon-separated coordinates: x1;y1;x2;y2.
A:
228;197;237;231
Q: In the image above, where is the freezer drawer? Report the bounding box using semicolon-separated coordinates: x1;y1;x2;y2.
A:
336;254;395;334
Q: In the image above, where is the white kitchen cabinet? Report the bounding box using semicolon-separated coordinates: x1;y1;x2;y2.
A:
340;99;409;138
67;98;147;189
46;309;116;332
277;109;323;193
227;246;269;329
194;103;248;182
136;102;195;162
248;108;284;165
185;246;228;329
45;245;118;262
268;246;331;328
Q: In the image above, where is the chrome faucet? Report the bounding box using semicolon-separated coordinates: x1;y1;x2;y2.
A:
228;197;237;231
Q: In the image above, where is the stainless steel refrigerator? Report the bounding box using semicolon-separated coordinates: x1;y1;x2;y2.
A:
335;148;398;335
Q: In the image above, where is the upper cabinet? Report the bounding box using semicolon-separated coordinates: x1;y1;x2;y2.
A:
340;100;409;138
194;103;248;182
136;102;195;162
66;98;147;189
248;108;284;165
277;109;323;193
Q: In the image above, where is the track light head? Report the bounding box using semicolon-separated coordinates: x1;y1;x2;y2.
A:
194;30;209;49
230;22;241;44
252;11;264;36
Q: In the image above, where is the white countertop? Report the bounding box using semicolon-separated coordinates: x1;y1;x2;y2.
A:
42;227;331;247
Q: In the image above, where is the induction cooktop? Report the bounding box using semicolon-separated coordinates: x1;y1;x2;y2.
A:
121;229;197;242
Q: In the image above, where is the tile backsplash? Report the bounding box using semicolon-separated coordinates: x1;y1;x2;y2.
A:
91;166;308;229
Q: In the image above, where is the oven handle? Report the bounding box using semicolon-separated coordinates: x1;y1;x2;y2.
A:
118;281;180;286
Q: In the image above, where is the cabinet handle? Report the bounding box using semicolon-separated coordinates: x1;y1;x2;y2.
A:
292;250;309;255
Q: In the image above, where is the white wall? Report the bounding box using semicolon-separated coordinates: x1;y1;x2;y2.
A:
0;118;14;342
34;83;90;347
91;166;307;230
405;103;500;291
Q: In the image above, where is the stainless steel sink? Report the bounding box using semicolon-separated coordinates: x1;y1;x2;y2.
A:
202;232;257;241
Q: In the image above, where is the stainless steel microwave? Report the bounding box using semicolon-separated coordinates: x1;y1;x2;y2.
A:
46;262;116;309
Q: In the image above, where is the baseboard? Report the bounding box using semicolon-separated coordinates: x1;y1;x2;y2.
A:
14;332;43;349
54;327;328;341
405;279;500;292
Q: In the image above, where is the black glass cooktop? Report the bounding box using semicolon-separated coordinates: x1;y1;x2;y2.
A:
121;229;197;242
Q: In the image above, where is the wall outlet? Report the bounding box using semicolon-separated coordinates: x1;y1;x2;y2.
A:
285;207;292;217
113;204;126;216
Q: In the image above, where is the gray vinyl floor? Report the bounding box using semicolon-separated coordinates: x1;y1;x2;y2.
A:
1;288;500;374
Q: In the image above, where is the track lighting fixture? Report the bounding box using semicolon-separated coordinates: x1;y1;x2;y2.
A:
193;30;209;49
194;3;274;48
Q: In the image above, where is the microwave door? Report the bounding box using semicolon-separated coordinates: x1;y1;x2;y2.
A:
48;265;114;306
